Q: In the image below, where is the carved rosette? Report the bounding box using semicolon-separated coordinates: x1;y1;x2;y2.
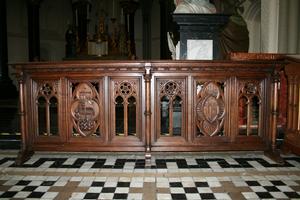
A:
114;81;137;100
71;83;100;137
159;80;183;99
196;82;225;136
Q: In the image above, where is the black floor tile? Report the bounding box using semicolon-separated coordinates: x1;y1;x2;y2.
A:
101;187;116;193
91;181;105;187
284;192;300;198
200;193;215;199
113;193;128;199
0;191;17;198
171;193;187;200
170;182;183;187
84;193;100;199
184;187;198;193
270;180;286;186
117;182;130;187
22;186;38;191
256;192;273;199
41;181;55;186
16;180;31;185
263;186;280;192
27;191;44;198
245;181;260;186
195;182;209;187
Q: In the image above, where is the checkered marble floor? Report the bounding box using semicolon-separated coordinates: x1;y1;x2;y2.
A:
1;151;300;199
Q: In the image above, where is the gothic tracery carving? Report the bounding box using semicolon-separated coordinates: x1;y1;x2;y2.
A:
115;81;137;99
160;80;183;99
37;82;58;98
238;80;262;136
159;80;184;136
240;81;261;96
35;81;60;136
113;80;138;136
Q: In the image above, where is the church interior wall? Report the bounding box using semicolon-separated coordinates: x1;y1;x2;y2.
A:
278;0;300;54
261;0;280;53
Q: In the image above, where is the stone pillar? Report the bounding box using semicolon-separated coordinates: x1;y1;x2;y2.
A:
278;0;288;53
27;0;41;61
261;0;280;53
287;0;299;53
0;0;17;98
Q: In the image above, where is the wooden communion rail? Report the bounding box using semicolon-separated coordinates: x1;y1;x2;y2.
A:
13;54;294;164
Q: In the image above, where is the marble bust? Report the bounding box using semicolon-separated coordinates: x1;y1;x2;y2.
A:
174;0;216;14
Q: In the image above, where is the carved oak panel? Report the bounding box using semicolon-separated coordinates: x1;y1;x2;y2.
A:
71;82;101;137
196;81;225;137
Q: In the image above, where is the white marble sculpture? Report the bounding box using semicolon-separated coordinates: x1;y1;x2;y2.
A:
174;0;216;14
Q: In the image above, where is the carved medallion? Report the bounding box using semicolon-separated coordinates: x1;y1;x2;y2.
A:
196;82;225;136
71;83;100;137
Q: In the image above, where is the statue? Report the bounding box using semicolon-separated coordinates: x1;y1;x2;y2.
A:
215;0;249;58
